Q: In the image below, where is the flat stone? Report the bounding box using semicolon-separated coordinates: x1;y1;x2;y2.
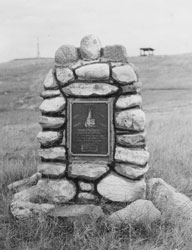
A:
115;94;142;110
121;82;142;94
39;96;66;114
103;45;128;62
111;62;126;67
49;204;104;219
112;65;137;84
75;63;109;80
40;90;61;98
13;179;76;204
97;172;146;202
68;161;109;180
55;45;79;65
115;109;146;131
10;201;55;220
38;116;65;129
78;192;96;201
80;34;101;60
116;133;146;147
37;179;76;203
43;69;58;89
13;186;38;202
79;182;94;191
115;147;149;166
37;163;66;177
56;67;74;85
115;163;149;179
62;82;119;97
37;131;63;147
109;199;161;226
147;178;192;219
7;173;42;192
38;147;66;161
81;59;100;65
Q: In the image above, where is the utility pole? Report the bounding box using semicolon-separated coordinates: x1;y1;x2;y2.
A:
37;37;40;58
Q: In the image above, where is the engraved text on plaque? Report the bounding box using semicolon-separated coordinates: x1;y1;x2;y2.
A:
69;100;110;156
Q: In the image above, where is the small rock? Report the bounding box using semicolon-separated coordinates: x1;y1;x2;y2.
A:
103;45;128;62
121;81;142;94
55;45;79;65
112;65;137;84
56;67;74;85
111;62;125;67
13;185;40;202
37;179;76;203
78;192;96;201
62;82;119;97
37;163;66;177
109;199;161;226
38;147;66;161
10;201;55;220
49;204;104;219
12;179;76;204
40;90;61;98
80;35;101;60
115;94;142;110
43;69;58;89
75;63;109;80
37;131;63;147
116;132;146;147
8;173;42;192
68;161;109;180
147;178;192;219
115;146;149;166
97;172;146;202
39;96;66;114
79;182;94;191
115;163;149;179
61;130;66;145
115;109;146;132
38;116;65;129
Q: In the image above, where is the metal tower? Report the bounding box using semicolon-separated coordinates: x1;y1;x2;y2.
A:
37;37;40;58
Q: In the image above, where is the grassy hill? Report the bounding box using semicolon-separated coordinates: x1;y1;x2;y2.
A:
131;54;192;112
1;54;192;112
0;58;53;112
0;55;192;250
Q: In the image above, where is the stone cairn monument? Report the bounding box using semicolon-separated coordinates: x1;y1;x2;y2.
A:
9;35;151;219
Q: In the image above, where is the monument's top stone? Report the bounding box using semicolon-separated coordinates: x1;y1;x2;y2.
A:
80;34;101;60
54;34;129;66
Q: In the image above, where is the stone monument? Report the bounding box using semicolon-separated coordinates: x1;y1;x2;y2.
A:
9;35;150;219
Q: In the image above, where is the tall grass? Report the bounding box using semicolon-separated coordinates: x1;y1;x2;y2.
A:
147;107;192;197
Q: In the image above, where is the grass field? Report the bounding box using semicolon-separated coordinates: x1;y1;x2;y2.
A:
0;54;192;249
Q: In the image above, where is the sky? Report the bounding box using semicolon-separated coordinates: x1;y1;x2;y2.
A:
1;0;192;62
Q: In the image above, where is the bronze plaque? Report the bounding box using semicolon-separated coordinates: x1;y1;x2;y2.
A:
69;100;110;156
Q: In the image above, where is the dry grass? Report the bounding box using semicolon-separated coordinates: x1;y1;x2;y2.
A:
0;55;192;249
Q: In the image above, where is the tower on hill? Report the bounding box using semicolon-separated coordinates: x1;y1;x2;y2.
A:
37;37;40;58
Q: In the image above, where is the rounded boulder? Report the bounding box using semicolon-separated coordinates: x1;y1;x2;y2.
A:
80;34;101;60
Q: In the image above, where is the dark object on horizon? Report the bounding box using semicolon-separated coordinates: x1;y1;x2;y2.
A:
140;48;155;56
